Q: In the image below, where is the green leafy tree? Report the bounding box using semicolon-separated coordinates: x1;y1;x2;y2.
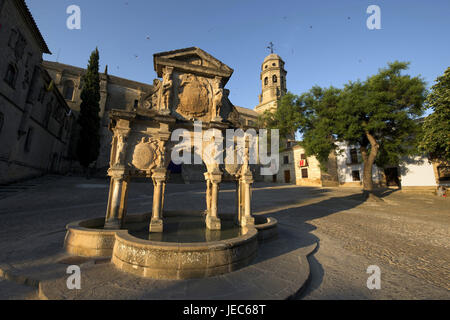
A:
259;92;303;151
419;67;450;163
260;93;303;137
264;62;427;198
76;48;101;174
335;62;426;196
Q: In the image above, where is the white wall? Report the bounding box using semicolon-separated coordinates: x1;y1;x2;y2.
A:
399;156;437;187
335;142;382;184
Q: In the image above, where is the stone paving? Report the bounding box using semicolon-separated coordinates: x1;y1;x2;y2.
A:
0;176;449;299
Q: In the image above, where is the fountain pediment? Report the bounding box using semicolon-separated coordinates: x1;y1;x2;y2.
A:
135;48;238;124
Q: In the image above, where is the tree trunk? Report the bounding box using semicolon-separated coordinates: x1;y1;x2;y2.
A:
360;132;383;201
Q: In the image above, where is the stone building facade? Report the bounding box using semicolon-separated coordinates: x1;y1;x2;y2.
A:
335;142;440;191
293;145;339;187
42;61;266;181
295;140;441;192
42;61;154;172
0;0;75;184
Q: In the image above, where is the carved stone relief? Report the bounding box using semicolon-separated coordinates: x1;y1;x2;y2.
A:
211;76;223;121
130;137;168;171
176;74;211;119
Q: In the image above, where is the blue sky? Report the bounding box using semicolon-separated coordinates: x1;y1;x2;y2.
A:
27;0;450;111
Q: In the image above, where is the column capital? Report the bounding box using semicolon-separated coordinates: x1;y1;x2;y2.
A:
108;166;127;179
241;172;253;184
152;168;167;182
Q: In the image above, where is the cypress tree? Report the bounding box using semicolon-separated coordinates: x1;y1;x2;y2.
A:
76;48;101;176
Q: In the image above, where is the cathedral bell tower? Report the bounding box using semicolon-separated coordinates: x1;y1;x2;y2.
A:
254;52;287;114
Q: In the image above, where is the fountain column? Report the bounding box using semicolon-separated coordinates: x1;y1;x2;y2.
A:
105;175;124;229
240;172;255;227
149;168;167;233
240;137;255;227
104;128;130;229
205;169;222;230
204;173;212;215
235;179;241;225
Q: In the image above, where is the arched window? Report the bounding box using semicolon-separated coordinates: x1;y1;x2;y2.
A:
272;75;277;83
63;80;75;101
264;77;268;86
4;64;17;88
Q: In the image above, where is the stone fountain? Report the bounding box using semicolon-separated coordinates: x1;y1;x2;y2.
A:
64;47;278;280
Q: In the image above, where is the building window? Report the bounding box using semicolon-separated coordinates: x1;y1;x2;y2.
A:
265;65;268;69
272;63;276;66
299;153;308;167
14;32;27;59
302;168;308;178
350;148;359;164
8;29;17;48
284;155;289;164
134;99;139;108
4;64;17;88
25;52;33;68
38;87;46;103
44;103;52;127
24;127;33;152
352;170;361;181
272;75;277;83
437;166;450;181
264;77;268;86
0;112;4;135
63;80;75;101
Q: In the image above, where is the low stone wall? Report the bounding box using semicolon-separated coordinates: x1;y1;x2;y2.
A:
400;186;437;194
296;178;322;186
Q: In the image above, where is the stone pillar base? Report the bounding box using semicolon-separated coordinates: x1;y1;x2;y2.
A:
104;219;122;230
149;218;163;233
241;216;255;227
206;215;221;231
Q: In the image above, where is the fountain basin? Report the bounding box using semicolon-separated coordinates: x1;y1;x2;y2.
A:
64;211;277;279
64;213;151;257
112;225;257;279
254;216;278;241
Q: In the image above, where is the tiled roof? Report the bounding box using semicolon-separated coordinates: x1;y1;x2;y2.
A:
235;106;259;118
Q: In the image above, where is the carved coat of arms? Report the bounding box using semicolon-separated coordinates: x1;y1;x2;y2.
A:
177;74;210;118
